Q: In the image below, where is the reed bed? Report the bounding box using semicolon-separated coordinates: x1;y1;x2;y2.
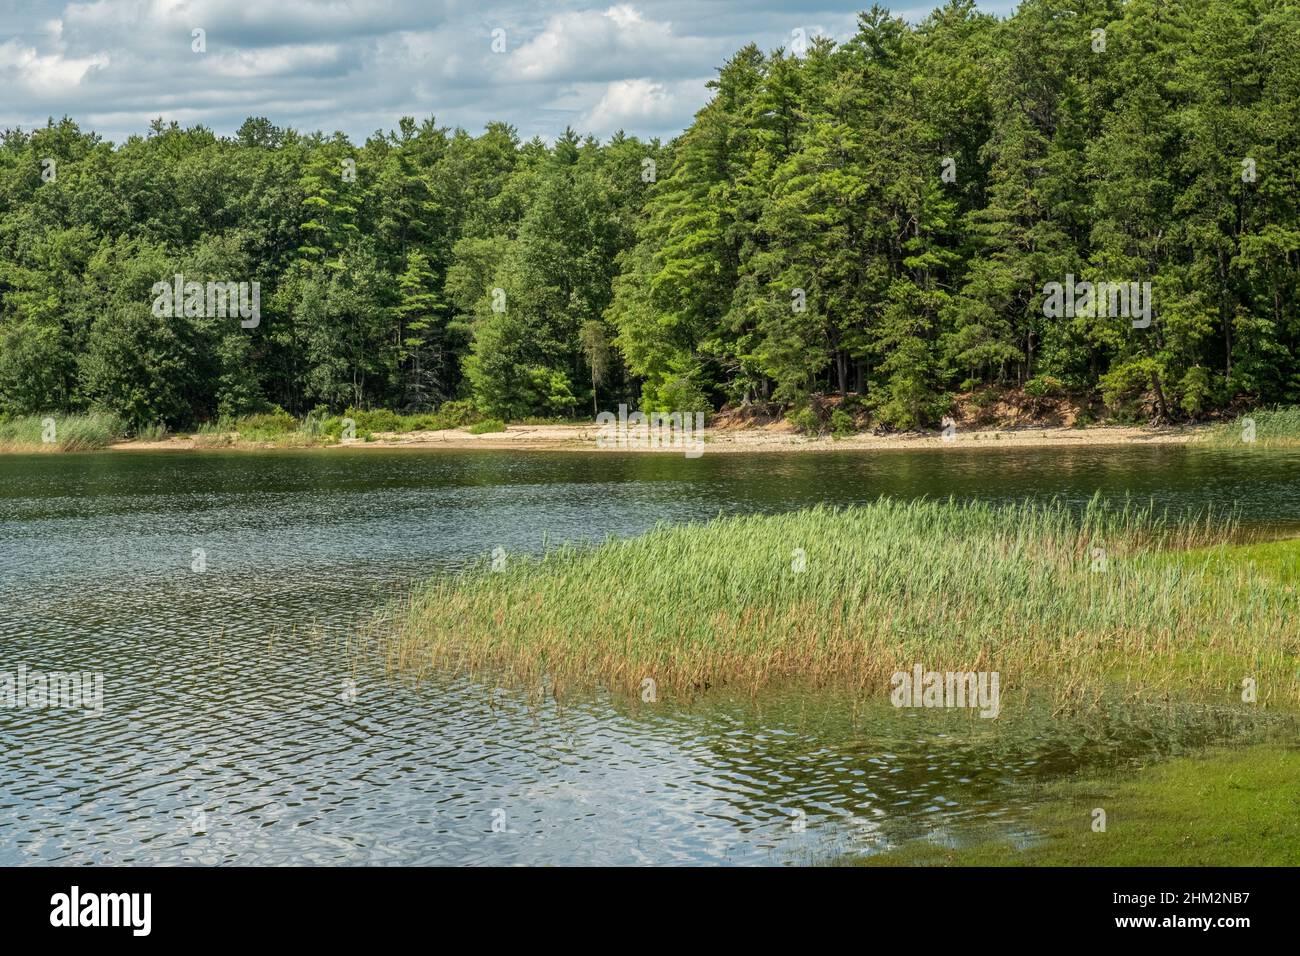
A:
0;412;126;451
1203;406;1300;448
375;496;1298;704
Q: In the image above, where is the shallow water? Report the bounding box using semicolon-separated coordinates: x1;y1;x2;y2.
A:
1;445;1297;864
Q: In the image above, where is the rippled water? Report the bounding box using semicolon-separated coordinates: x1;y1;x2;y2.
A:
1;445;1297;864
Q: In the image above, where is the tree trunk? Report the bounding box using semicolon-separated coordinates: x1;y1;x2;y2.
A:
1150;369;1171;423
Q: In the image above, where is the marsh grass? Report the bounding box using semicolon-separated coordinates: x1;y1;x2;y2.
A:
1204;406;1300;448
134;422;167;442
0;412;126;451
375;496;1298;704
190;402;487;447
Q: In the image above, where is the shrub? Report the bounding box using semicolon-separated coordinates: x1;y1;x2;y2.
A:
238;409;298;436
830;408;856;438
1024;375;1065;399
787;405;822;435
468;418;506;435
434;399;482;429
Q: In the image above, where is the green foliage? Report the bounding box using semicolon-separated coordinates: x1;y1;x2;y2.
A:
4;1;1300;426
432;399;482;429
830;408;856;438
1024;375;1065;400
467;418;506;435
1099;358;1160;417
788;405;822;436
382;497;1293;701
1204;405;1300;447
651;372;712;414
0;412;126;451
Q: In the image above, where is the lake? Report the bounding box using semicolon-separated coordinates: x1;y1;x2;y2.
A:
1;444;1297;864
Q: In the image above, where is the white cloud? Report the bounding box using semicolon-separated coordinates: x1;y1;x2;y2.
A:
0;1;968;144
579;77;707;137
509;5;710;83
208;43;349;79
0;40;109;94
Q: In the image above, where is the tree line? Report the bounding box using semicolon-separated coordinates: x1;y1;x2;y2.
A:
2;0;1298;430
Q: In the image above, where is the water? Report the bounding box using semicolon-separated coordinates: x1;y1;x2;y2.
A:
1;444;1297;865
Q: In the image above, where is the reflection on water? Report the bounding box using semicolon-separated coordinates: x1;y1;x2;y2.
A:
1;445;1297;864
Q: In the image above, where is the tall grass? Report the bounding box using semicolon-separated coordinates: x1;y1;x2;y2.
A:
467;418;507;435
375;497;1298;704
194;410;323;447
0;412;126;451
191;401;485;447
1204;406;1300;447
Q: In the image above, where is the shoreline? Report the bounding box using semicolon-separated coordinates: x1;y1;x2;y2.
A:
0;421;1210;454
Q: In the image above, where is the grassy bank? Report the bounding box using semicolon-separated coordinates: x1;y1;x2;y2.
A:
851;744;1300;866
378;497;1299;703
190;402;487;448
0;405;489;452
0;412;126;451
1203;406;1300;448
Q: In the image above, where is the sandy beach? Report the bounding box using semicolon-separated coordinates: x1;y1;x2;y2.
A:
106;421;1206;453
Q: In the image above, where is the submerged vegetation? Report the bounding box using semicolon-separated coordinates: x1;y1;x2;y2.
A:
378;497;1298;703
855;745;1300;866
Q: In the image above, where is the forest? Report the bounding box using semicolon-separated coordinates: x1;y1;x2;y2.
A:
1;0;1298;431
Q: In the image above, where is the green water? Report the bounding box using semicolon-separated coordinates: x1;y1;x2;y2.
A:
0;444;1296;864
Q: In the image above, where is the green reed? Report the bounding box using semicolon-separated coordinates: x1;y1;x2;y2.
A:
0;412;126;451
376;496;1298;704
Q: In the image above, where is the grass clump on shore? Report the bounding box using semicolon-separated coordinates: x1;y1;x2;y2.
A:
0;412;126;451
852;745;1300;866
1204;406;1300;448
378;497;1298;702
467;418;507;435
190;401;486;447
194;410;315;447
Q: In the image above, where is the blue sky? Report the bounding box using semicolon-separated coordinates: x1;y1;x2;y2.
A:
0;1;1019;144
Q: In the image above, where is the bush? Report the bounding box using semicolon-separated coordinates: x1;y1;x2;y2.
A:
238;409;298;436
788;405;822;435
655;376;712;415
433;399;482;429
468;418;506;435
830;408;856;438
346;408;403;433
1099;359;1159;415
1024;375;1065;399
1179;367;1212;418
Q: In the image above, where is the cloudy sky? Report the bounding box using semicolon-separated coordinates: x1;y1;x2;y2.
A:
0;0;1018;144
